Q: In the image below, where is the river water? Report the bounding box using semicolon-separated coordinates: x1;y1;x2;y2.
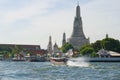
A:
0;61;120;80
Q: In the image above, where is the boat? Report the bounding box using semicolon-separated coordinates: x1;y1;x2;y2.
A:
12;53;25;61
85;57;120;62
50;49;73;65
12;57;25;61
65;49;120;62
82;50;120;62
50;57;68;65
87;49;120;62
67;57;120;63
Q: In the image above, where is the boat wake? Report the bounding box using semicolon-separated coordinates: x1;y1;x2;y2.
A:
67;57;89;67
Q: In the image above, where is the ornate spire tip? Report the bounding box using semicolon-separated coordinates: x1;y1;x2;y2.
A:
77;0;79;5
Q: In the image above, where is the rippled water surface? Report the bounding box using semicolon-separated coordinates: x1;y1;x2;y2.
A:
0;61;120;80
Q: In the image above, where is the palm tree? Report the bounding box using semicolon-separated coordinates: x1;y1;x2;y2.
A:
12;45;24;60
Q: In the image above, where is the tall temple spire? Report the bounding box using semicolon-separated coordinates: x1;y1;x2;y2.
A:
77;0;79;5
68;4;89;48
47;36;53;55
62;32;66;46
76;3;80;18
71;4;84;37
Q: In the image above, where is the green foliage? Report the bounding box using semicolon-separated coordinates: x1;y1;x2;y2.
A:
0;45;25;58
80;45;95;56
117;46;120;52
0;47;12;57
91;52;97;57
80;44;92;51
91;40;102;52
79;37;120;57
90;37;120;53
102;38;120;52
61;42;73;53
0;47;12;53
11;46;25;58
12;46;24;54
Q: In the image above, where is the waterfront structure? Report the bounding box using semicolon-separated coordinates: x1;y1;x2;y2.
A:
0;44;47;61
68;4;89;48
25;49;47;62
62;32;66;46
0;44;41;50
47;36;53;55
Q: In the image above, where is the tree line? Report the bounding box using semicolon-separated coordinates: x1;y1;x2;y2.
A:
61;36;120;57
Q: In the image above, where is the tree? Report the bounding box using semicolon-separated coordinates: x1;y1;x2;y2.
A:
91;40;102;52
102;38;120;52
80;47;95;56
79;45;96;57
91;52;97;57
61;42;73;53
11;46;24;59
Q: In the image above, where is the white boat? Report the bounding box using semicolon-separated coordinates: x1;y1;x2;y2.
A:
50;57;68;65
12;57;25;61
68;57;120;62
87;49;120;62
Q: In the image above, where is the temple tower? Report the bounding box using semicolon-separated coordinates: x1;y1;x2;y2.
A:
47;36;53;55
62;32;66;46
68;4;89;48
53;42;60;53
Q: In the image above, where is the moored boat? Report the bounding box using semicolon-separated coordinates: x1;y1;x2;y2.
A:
12;58;25;61
85;57;120;62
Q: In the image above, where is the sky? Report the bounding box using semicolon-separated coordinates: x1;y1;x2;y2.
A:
0;0;120;49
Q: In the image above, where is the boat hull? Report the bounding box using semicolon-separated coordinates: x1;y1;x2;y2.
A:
86;57;120;62
50;57;68;65
12;58;25;61
69;57;120;62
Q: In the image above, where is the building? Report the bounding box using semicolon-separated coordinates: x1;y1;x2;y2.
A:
0;44;41;50
0;44;47;60
26;49;47;57
68;4;89;48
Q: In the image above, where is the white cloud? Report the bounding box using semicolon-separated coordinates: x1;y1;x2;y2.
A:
0;0;120;48
0;1;50;25
81;0;120;42
0;0;74;48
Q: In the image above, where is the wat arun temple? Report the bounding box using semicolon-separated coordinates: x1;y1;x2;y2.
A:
68;4;89;48
47;4;90;54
